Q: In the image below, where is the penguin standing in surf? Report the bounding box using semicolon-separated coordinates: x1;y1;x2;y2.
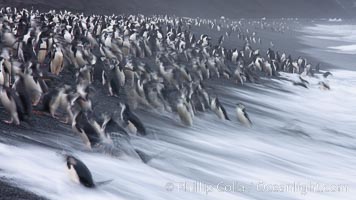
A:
176;97;194;126
119;103;146;135
210;97;230;120
236;103;252;127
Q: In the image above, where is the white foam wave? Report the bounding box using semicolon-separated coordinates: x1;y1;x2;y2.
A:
0;69;355;200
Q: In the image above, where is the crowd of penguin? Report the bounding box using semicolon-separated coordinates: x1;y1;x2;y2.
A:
0;7;332;188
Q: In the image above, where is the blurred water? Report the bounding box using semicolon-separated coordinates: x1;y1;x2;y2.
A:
303;24;356;42
0;25;356;200
302;23;356;54
299;23;356;69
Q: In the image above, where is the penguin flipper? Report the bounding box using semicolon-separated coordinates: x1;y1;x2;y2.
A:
243;110;252;125
221;106;230;121
135;149;151;164
134;147;172;164
95;179;114;187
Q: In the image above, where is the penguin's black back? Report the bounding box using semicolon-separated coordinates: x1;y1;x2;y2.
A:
76;112;102;146
67;156;95;188
105;118;129;137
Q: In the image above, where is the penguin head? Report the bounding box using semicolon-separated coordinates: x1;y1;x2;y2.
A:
66;155;95;188
236;103;245;110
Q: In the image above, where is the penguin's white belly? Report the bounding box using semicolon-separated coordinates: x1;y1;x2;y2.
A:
80;99;92;111
177;104;193;126
67;165;80;184
0;72;4;85
236;108;250;127
215;107;224;120
127;120;137;134
115;70;125;87
59;95;70;109
265;65;272;76
232;53;237;63
4;33;16;46
0;92;16;113
49;91;64;116
76;53;87;67
255;62;262;71
24;78;42;104
64;33;72;43
37;50;47;63
51;53;64;74
104;38;112;48
163;72;173;83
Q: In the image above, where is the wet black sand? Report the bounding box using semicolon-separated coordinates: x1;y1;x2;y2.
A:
0;178;47;200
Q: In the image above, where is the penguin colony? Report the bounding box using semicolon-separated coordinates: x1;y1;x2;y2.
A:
0;8;332;187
